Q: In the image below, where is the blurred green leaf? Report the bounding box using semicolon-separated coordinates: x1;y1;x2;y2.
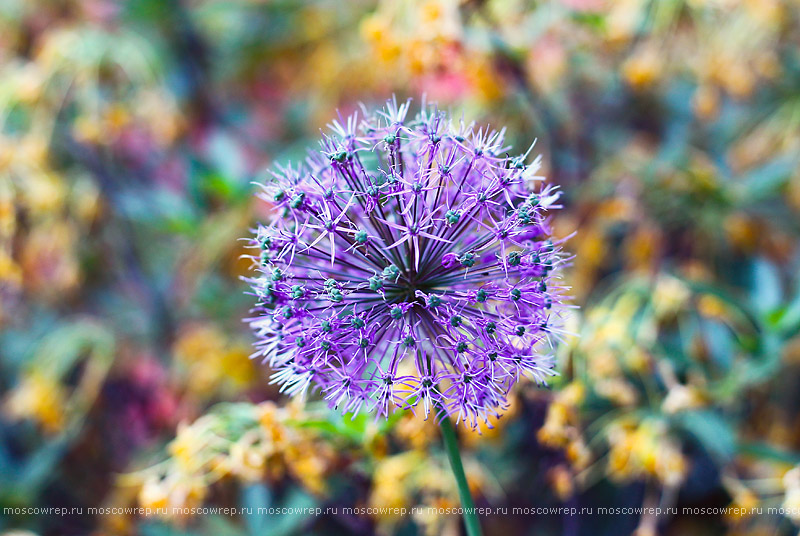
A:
773;286;800;337
750;258;783;318
737;155;798;202
675;410;736;463
243;484;272;536
264;487;317;536
207;130;248;186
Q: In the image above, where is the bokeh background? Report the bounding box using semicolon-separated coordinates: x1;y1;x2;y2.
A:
2;0;800;535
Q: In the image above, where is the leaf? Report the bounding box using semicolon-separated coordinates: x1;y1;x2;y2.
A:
207;130;247;185
290;419;355;439
750;258;783;317
738;155;797;202
242;484;272;536
701;319;734;371
139;521;203;536
738;441;800;465
203;515;246;536
263;487;317;536
774;286;800;337
675;410;736;463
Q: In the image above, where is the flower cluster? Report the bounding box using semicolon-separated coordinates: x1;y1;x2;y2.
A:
245;98;569;428
134;402;334;520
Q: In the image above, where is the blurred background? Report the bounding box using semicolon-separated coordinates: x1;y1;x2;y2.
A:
1;0;800;535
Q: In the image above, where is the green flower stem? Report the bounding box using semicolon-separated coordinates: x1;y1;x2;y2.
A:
439;415;483;536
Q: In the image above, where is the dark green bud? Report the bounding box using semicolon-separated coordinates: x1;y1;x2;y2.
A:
459;252;475;268
383;265;400;280
331;150;348;162
368;275;383;291
290;192;305;209
328;289;343;303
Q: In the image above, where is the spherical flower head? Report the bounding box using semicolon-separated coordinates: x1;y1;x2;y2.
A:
245;97;570;429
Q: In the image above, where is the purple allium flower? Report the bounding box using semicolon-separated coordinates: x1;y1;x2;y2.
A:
245;98;569;429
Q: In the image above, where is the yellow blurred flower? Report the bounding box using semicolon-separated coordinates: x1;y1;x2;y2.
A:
4;372;68;434
724;213;760;252
693;84;720;121
138;476;169;511
622;48;662;90
134;400;338;522
17;136;49;170
744;0;784;28
136;90;184;145
595;377;638;406
548;465;575;500
575;226;606;269
70;176;103;225
624;225;662;272
13;63;45;104
607;419;687;486
394;411;438;451
538;382;585;451
662;384;706;414
697;293;728;319
0;249;22;288
19;220;81;297
72;114;101;143
709;53;755;98
369;452;419;514
624;347;651;373
782;467;800;525
727;487;759;524
652;275;690;319
538;401;573;447
465;56;504;103
566;437;592;470
228;432;267;482
20;170;66;216
587;349;622;378
285;439;333;494
104;103;131;135
168;421;211;474
173;323;256;396
606;0;646;44
560;381;586;406
526;34;567;93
